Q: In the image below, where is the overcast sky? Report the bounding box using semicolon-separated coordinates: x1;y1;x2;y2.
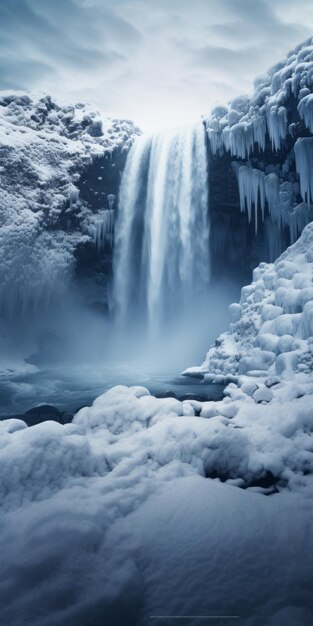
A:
0;0;313;131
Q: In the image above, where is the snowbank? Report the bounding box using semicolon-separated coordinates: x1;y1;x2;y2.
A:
184;221;313;386
1;382;313;624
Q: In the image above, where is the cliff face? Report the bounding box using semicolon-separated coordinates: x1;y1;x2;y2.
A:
0;94;140;317
208;37;313;282
2;38;313;352
187;37;313;381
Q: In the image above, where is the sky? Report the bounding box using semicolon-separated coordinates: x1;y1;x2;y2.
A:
0;0;313;131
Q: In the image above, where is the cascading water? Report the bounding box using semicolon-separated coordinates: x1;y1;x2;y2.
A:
112;123;210;337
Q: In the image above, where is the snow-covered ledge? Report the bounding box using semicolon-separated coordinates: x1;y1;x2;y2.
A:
183;221;313;386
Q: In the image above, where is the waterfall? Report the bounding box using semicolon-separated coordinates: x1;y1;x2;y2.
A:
113;123;210;335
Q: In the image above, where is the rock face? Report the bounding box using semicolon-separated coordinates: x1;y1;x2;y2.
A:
184;220;313;383
0;94;140;316
208;36;313;282
184;37;313;381
1;38;313;352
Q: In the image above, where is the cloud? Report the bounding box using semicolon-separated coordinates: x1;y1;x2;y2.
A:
0;56;54;90
0;0;312;130
191;45;263;72
0;0;139;89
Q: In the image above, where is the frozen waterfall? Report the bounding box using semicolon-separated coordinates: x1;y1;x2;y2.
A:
113;123;210;334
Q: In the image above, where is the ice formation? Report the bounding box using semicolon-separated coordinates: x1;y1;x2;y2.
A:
206;38;313;244
237;165;265;233
113;123;210;332
2;47;313;623
0;95;139;314
94;209;115;250
298;93;313;132
3;212;313;625
1;378;313;623
235;164;311;245
266;105;288;151
184;221;313;384
206;37;313;160
294;137;313;204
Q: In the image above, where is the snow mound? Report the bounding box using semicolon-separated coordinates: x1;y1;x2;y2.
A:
1;384;313;624
184;221;313;387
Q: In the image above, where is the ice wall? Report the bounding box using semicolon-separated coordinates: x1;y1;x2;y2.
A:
184;221;313;383
294;137;313;205
206;38;313;254
236;164;312;246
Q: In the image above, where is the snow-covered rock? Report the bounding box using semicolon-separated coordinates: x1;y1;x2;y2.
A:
206;37;313;160
206;37;313;259
184;221;313;385
1;383;313;624
0;94;140;314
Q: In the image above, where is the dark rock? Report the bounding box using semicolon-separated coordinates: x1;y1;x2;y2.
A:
24;404;63;426
60;412;74;424
155;390;177;399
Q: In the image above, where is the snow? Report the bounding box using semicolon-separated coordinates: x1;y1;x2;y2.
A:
2;207;313;622
2;44;313;626
298;92;313;131
184;221;313;386
294;137;313;204
205;37;313;242
0;95;140;314
1;220;313;623
1;381;313;624
3;218;313;619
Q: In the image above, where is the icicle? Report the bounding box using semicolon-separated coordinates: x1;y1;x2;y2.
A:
279;182;295;230
223;122;254;159
297;94;313;132
266;105;287;151
264;218;285;262
95;210;115;250
236;165;265;232
289;202;311;244
209;115;267;159
207;122;224;155
252;115;266;152
294;137;313;204
69;185;80;207
264;173;280;223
